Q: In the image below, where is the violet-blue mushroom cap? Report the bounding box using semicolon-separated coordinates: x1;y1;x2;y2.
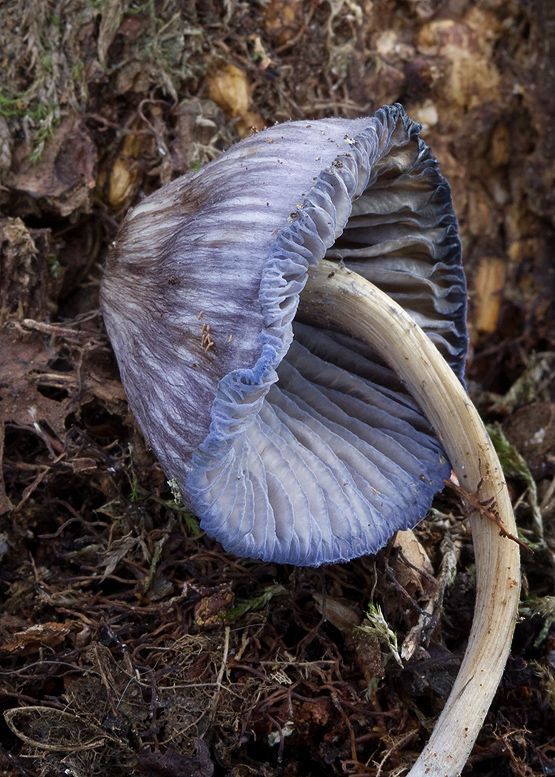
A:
100;104;467;567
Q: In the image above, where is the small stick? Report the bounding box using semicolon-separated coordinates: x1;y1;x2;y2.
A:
443;478;532;553
17;319;93;342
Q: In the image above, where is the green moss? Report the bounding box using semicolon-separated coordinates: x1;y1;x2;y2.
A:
223;584;288;621
126;1;154;14
72;59;85;81
48;254;61;279
356;604;403;668
0;89;33;117
520;596;555;645
488;421;543;539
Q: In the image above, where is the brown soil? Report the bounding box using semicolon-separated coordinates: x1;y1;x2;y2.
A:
1;1;554;775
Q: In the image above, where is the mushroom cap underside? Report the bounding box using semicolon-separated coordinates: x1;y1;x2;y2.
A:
100;104;467;566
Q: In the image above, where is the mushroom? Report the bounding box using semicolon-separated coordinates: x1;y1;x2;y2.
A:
100;104;520;776
100;105;466;566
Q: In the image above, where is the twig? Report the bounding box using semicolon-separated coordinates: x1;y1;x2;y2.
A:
443;478;532;553
17;318;95;342
207;625;230;727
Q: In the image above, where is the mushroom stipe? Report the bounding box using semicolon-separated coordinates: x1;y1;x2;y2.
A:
101;105;521;775
299;259;520;777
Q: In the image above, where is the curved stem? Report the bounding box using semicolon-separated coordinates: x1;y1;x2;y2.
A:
298;260;521;777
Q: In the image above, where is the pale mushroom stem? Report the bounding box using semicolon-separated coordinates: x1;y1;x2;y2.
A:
298;259;521;777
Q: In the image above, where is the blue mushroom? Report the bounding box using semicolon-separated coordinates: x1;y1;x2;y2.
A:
100;103;467;567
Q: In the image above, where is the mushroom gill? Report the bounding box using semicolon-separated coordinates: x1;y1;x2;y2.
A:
101;104;466;567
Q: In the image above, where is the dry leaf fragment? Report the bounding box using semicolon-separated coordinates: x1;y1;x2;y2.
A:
6;115;97;217
0;622;70;656
393;529;436;600
105;130;146;210
471;256;505;336
313;593;361;632
205;63;265;136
